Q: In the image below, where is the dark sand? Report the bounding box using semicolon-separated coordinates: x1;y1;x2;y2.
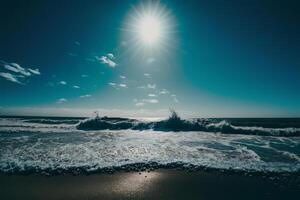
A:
1;170;299;200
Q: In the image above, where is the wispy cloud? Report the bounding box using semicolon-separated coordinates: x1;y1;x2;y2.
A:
159;88;169;95
81;74;88;78
108;82;127;89
0;72;21;84
148;93;156;97
107;53;114;59
133;99;145;107
119;83;127;88
144;73;150;77
146;57;155;64
27;68;41;75
73;85;80;89
80;94;91;98
135;102;145;107
142;99;159;104
108;82;119;89
97;53;117;68
147;84;156;89
4;63;31;76
120;75;126;79
57;98;67;104
0;61;41;84
59;81;67;85
75;41;80;46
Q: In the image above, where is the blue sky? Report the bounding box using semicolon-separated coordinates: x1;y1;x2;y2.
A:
0;0;299;117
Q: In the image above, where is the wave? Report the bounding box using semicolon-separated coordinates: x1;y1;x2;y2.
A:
0;117;77;134
77;111;300;137
23;119;80;124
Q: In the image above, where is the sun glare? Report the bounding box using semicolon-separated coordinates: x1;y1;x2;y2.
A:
124;1;173;51
137;15;162;45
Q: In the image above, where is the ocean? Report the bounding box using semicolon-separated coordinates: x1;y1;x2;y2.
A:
0;114;300;175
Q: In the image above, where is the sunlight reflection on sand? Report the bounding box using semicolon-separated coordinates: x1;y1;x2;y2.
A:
110;172;163;195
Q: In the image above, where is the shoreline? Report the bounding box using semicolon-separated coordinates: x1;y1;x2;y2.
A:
1;161;299;176
1;169;299;200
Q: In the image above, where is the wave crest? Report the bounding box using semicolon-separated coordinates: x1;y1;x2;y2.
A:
77;111;300;137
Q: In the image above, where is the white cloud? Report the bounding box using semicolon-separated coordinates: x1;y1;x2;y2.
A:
142;99;159;104
28;68;41;75
146;57;155;64
59;81;67;85
4;63;31;76
109;82;116;86
0;72;21;84
133;98;138;102
119;83;127;88
81;74;88;78
120;75;126;79
107;53;114;59
108;82;119;89
159;89;169;95
147;84;156;89
148;93;156;97
73;85;80;89
108;82;127;89
144;73;150;77
3;64;24;74
135;102;145;107
80;94;91;98
97;53;117;68
0;61;41;84
57;98;67;104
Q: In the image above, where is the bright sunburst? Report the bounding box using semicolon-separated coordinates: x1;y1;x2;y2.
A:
123;1;174;51
137;15;162;45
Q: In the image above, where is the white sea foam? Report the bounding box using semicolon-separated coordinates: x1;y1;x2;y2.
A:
0;117;299;174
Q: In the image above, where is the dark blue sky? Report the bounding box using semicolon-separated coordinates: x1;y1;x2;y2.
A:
0;0;299;117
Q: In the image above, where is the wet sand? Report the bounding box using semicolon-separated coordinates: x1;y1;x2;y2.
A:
1;170;299;200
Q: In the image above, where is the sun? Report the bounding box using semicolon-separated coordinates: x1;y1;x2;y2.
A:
122;1;175;60
124;1;174;50
137;15;162;45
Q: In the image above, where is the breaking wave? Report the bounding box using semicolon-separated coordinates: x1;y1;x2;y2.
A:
0;115;299;175
77;111;300;137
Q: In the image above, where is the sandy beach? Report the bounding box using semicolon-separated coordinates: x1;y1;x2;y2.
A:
1;170;299;200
